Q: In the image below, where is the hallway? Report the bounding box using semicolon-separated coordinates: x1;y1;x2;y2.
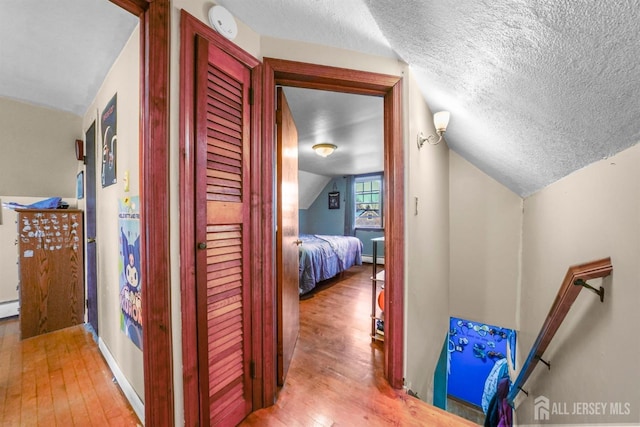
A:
0;265;476;426
241;264;477;426
0;318;140;426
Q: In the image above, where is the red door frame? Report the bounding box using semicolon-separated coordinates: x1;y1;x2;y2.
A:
178;11;263;426
261;58;405;404
108;0;172;424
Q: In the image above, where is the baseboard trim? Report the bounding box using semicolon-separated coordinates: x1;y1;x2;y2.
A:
362;255;385;265
98;337;145;423
0;300;19;319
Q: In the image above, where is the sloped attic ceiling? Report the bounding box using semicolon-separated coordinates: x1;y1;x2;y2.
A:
217;0;640;196
3;1;639;197
0;0;137;116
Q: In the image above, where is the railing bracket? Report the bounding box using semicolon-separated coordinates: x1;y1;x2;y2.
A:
535;355;551;370
573;279;605;302
518;386;529;397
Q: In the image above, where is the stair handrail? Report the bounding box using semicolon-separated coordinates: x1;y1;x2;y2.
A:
507;257;613;404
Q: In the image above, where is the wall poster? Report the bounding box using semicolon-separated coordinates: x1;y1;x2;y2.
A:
119;196;142;349
447;316;516;412
101;93;117;187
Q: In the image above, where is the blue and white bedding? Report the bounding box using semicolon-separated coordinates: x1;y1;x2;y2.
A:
298;234;363;295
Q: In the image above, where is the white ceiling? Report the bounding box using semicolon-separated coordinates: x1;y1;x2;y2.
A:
219;0;640;196
3;1;639;196
0;0;137;116
283;87;383;177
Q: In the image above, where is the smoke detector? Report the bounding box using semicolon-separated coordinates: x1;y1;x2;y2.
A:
208;5;238;40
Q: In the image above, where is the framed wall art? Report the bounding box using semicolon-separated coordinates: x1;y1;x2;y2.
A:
76;171;84;199
328;191;340;209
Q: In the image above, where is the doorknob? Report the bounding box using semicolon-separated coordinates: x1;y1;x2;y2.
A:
197;242;207;250
294;239;303;246
87;237;96;243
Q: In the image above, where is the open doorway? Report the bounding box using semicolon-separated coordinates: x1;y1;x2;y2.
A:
263;58;405;404
276;86;386;385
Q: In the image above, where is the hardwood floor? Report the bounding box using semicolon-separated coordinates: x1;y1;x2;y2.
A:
0;264;477;426
0;317;140;426
241;264;478;426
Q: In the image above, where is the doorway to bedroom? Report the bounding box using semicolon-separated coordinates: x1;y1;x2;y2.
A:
284;87;385;266
277;86;385;385
269;57;404;396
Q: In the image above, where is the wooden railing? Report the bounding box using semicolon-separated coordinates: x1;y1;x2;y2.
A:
507;257;613;404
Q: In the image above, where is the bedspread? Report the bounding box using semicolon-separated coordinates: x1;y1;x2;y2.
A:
298;234;363;295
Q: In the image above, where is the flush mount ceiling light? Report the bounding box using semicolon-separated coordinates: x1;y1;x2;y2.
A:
417;111;451;148
312;143;337;157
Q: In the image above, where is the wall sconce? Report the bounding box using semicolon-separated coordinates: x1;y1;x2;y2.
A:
312;143;337;157
417;111;450;149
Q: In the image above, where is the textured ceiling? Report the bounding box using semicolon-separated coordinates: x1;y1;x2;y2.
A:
215;0;396;59
3;1;639;196
283;87;383;177
0;0;137;116
219;0;640;196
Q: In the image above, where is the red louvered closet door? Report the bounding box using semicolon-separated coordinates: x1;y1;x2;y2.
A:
194;35;253;426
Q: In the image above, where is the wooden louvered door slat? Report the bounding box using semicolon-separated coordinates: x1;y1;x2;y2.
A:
194;35;252;427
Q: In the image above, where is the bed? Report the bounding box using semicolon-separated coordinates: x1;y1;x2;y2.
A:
298;234;363;295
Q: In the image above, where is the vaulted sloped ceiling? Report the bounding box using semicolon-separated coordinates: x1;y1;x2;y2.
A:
0;0;137;116
3;1;639;196
219;0;640;196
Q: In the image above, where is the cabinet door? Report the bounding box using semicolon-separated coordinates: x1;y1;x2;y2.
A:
18;210;84;339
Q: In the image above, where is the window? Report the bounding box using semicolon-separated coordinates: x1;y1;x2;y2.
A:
354;174;383;229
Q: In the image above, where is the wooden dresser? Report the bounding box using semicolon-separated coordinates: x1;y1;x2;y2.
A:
16;209;84;339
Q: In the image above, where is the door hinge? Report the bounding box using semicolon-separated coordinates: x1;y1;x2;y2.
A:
248;87;254;105
86;299;89;309
250;360;256;379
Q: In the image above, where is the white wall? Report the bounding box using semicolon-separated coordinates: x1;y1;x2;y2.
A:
0;97;82;197
0;97;82;309
260;36;403;76
80;25;144;402
449;151;522;330
298;170;330;210
404;69;451;403
514;144;640;425
0;202;20;305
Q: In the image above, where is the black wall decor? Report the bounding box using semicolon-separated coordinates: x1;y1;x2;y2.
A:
328;191;340;209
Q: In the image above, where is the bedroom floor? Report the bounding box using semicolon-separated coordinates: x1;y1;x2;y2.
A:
0;317;140;426
241;264;478;426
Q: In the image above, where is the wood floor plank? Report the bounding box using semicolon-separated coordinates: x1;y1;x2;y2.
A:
0;318;140;426
240;264;478;426
0;265;476;426
1;320;22;425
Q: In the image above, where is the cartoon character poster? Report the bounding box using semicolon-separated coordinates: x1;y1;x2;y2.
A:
119;196;142;349
101;93;117;187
